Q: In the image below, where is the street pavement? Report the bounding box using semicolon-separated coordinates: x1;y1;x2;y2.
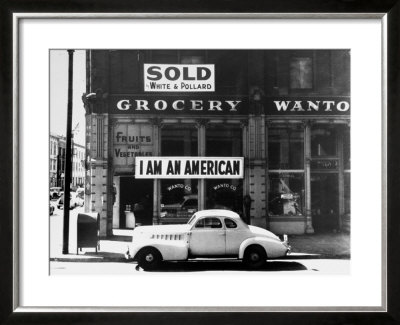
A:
51;258;349;275
50;199;350;274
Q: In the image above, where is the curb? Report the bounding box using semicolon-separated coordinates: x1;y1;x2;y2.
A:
50;257;129;263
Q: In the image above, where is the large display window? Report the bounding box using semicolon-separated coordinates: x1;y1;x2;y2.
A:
160;179;198;221
311;126;337;157
160;126;198;222
268;173;304;216
161;126;197;156
268;127;304;170
206;127;242;157
268;125;304;217
204;126;244;216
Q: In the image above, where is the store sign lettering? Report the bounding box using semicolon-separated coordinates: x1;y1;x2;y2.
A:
213;183;237;191
115;149;152;158
266;97;350;116
166;184;192;192
116;99;241;112
273;100;349;112
115;132;151;143
144;64;215;92
135;157;244;179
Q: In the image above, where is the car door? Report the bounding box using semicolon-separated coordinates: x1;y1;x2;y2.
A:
189;217;225;256
224;218;250;255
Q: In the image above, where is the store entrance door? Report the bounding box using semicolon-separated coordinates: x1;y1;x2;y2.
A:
119;177;153;228
311;173;339;233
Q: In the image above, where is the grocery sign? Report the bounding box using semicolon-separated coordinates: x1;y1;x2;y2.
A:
135;157;244;179
144;64;215;92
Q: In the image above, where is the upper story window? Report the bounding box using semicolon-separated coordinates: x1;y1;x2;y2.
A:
290;56;313;89
150;50;206;64
180;50;206;64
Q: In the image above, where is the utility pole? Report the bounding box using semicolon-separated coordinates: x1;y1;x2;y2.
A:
62;50;74;254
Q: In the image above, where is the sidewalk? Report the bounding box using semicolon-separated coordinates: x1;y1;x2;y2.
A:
288;232;350;259
50;206;132;262
50;230;133;262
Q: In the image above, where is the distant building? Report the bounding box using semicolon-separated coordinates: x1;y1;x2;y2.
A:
49;133;85;189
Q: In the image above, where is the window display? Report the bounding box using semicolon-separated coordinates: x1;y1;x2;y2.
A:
268;173;304;216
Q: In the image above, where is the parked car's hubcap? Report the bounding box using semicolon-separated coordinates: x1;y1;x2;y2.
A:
250;252;260;262
145;253;154;262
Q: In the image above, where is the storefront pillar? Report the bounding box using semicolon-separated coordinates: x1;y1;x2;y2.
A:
338;128;344;230
197;120;207;210
241;120;250;195
152;119;162;224
248;115;267;228
304;122;315;234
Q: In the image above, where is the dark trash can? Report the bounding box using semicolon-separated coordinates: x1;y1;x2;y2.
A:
77;212;100;254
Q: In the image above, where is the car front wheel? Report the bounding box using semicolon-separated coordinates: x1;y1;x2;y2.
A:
137;247;162;271
243;245;267;269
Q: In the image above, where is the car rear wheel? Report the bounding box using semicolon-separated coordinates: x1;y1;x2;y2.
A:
243;245;267;269
137;247;162;271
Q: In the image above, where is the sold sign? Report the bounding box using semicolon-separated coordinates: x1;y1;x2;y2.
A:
144;64;215;92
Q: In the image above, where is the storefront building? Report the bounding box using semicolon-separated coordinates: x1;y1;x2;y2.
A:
83;50;350;237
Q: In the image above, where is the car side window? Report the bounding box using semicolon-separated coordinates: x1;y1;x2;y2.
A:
224;218;237;229
195;217;222;229
195;218;205;228
204;217;222;228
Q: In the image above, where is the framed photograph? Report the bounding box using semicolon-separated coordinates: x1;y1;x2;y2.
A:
1;1;400;324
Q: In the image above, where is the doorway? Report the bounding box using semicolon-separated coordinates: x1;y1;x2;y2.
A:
311;173;339;233
119;177;153;228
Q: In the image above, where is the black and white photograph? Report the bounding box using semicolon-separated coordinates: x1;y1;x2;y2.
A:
6;13;391;318
49;49;351;275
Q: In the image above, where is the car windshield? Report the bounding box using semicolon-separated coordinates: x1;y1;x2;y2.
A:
187;214;197;225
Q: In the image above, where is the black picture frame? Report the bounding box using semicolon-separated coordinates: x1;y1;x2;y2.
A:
1;1;399;324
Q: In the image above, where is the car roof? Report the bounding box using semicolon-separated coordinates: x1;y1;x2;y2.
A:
194;209;241;219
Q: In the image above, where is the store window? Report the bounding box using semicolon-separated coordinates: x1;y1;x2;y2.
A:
161;127;197;156
268;173;304;216
311;126;337;157
160;179;198;220
268;125;304;216
268;126;304;170
206;127;242;157
160;126;198;221
205;127;243;215
290;56;313;89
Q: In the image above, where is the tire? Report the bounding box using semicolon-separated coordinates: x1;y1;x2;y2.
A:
243;245;267;269
137;247;162;271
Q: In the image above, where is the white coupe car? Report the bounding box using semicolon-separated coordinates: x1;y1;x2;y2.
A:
127;209;290;271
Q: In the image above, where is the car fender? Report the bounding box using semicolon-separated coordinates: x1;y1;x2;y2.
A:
132;240;189;261
239;237;287;259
